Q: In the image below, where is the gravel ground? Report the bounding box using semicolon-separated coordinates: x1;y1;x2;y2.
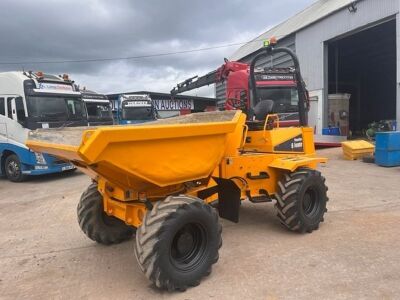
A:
0;147;399;300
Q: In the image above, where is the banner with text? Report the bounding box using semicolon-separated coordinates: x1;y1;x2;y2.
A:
153;99;194;111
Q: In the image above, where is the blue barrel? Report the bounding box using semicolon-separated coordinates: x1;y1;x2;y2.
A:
322;127;341;136
375;132;400;167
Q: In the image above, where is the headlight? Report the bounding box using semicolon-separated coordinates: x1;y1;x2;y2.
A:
34;152;46;164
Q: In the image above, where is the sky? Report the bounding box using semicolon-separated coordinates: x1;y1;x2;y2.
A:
0;0;315;96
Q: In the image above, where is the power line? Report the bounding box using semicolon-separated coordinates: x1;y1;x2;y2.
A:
0;36;285;66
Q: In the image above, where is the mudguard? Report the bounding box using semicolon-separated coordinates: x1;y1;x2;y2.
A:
212;177;241;223
268;156;327;172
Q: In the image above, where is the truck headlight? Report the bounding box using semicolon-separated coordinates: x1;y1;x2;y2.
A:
34;152;46;164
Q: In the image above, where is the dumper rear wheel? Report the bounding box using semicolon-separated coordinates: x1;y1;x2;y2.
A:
77;183;135;245
134;195;221;291
275;168;328;233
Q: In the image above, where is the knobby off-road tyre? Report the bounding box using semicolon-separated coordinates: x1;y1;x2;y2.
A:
134;195;222;291
275;168;328;233
77;183;135;245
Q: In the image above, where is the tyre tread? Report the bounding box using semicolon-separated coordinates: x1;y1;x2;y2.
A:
134;195;221;291
275;168;328;233
77;183;134;245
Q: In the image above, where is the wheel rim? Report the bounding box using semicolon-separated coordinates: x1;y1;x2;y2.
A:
7;159;20;179
302;187;320;218
170;223;208;272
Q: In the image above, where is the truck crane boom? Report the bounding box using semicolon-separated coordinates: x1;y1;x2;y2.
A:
170;59;248;95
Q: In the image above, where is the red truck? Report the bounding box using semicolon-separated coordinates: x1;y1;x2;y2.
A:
171;39;309;126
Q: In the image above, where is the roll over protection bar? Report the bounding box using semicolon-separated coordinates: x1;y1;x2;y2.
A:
249;46;308;127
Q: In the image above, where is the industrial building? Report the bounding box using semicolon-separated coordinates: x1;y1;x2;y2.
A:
107;91;216;118
227;0;399;136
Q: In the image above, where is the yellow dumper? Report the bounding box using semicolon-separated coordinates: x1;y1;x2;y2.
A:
27;110;327;290
27;41;329;291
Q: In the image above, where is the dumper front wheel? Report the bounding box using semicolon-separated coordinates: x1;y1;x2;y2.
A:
134;195;221;291
275;168;328;233
77;183;135;245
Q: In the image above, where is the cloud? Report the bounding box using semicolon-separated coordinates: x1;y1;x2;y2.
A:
0;0;316;95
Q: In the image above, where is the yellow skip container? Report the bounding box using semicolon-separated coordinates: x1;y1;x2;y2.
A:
27;111;242;189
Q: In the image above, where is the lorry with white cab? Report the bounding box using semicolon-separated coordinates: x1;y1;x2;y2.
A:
79;89;113;126
0;71;87;182
116;94;157;124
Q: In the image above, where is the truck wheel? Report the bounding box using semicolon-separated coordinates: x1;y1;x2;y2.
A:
5;154;27;182
134;195;222;291
275;168;328;233
77;183;135;245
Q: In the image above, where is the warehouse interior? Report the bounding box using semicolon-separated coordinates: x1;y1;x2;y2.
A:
327;19;397;135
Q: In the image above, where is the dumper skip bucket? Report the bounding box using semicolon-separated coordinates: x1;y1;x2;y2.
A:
27;111;243;189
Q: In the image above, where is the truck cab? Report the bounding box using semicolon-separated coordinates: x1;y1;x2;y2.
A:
0;71;87;181
80;89;113;126
117;94;157;124
225;67;303;126
171;39;308;127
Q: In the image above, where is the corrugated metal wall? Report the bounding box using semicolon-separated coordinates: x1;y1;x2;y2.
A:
296;0;398;91
295;0;399;131
215;35;296;101
242;35;296;68
215;81;226;101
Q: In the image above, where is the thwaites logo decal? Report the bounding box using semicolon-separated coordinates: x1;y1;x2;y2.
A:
274;135;304;152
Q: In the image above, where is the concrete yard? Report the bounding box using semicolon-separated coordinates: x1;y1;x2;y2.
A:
0;147;399;299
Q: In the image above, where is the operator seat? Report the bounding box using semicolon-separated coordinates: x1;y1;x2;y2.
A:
246;100;275;131
253;100;274;121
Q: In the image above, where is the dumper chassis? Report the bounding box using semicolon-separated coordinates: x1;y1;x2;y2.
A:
27;39;329;291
